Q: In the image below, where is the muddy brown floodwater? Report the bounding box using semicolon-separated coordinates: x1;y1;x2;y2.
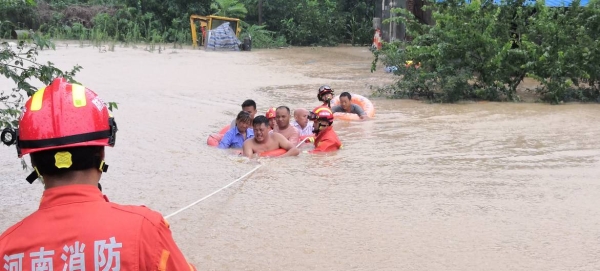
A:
1;43;600;271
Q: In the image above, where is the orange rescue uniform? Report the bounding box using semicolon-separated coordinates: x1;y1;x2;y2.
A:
310;126;342;153
0;185;196;271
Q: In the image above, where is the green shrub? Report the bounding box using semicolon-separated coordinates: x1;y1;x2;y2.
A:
373;0;600;104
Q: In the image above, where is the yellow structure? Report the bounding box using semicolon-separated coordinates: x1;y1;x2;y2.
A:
190;15;242;48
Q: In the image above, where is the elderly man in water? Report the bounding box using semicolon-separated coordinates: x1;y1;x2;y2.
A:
243;115;299;158
292;108;314;137
273;106;300;145
331;92;367;120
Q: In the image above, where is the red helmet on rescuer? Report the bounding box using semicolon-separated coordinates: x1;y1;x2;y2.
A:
266;107;277;119
317;85;334;102
309;106;334;135
1;78;118;183
309;106;334;121
17;77;117;156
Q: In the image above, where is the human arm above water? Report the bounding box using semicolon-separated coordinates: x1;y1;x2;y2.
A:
274;133;300;157
218;129;234;149
352;104;368;120
242;140;254;158
289;126;300;145
310;139;340;153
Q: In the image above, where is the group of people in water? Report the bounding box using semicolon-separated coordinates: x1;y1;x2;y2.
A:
217;85;369;157
0;79;371;270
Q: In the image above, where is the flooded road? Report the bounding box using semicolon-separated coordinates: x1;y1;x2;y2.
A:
1;44;600;270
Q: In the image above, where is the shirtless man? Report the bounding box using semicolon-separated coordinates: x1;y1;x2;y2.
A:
273;106;299;145
243;115;300;158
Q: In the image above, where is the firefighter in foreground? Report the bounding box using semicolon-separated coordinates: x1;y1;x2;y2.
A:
307;106;342;153
0;78;196;271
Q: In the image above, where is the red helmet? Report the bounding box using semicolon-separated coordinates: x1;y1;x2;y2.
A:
265;107;277;119
308;106;334;121
14;78;117;157
317;85;334;101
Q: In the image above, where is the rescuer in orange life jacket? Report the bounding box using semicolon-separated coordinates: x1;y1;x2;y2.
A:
306;106;343;153
0;78;196;271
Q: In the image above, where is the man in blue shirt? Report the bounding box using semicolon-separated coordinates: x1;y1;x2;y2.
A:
219;111;254;149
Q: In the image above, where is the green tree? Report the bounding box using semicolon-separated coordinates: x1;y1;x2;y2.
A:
211;0;248;18
372;0;600;103
1;34;117;130
0;36;82;128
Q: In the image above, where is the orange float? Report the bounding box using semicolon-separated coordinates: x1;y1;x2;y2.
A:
330;93;375;121
258;148;287;157
232;148;287;157
207;124;231;147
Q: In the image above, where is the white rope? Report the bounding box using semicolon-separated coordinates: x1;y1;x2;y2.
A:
164;164;262;219
164;140;308;219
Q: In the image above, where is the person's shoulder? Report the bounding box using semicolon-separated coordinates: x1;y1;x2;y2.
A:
108;203;166;228
243;136;255;147
224;126;237;135
352;104;365;113
0;220;25;243
271;131;287;142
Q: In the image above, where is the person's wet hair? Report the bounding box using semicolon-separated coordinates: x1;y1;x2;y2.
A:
340;92;352;100
30;146;103;178
242;99;256;110
236;111;252;123
276;106;290;113
253;115;269;127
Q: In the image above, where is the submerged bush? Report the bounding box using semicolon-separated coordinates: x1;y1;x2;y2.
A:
373;0;600;104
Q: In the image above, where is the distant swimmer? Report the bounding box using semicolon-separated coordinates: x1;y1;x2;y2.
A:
273;106;299;145
243;115;300;158
307;106;342;153
230;99;257;128
292;108;314;137
331;92;367;120
219;111;254;149
317;85;335;108
265;107;277;131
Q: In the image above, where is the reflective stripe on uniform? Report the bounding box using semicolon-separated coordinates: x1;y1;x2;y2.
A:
159;249;170;271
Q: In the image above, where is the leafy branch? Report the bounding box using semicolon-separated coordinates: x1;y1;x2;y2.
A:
1;32;117;131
